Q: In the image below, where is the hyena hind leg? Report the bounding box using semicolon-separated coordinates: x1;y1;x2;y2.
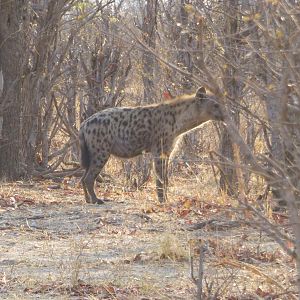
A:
153;156;169;203
82;154;110;204
81;169;91;203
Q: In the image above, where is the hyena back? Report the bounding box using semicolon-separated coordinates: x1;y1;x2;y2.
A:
79;87;223;204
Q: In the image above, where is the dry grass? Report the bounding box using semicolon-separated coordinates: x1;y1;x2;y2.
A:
158;233;188;261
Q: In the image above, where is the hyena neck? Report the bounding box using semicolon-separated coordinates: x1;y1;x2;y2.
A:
172;99;207;135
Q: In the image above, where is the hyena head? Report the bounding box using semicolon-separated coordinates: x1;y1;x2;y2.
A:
195;87;224;121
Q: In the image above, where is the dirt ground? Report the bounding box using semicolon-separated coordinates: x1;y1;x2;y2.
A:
0;178;297;299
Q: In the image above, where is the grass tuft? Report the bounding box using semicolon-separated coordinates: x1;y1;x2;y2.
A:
158;233;187;261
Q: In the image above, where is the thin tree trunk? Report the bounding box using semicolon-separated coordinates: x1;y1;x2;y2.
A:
20;75;41;176
67;50;79;160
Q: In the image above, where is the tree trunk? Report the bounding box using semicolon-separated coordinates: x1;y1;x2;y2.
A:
256;2;286;204
177;0;193;92
123;0;158;190
142;0;158;103
0;0;28;180
175;0;198;160
20;74;42;176
219;0;240;196
134;0;158;188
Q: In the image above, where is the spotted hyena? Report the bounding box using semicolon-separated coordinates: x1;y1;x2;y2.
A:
79;87;223;204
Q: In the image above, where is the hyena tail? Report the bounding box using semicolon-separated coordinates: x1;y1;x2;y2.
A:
79;130;90;170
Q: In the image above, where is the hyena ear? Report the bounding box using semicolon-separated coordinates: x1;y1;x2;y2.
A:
195;87;206;100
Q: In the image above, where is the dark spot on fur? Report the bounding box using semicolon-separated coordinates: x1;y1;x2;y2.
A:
114;117;118;122
123;120;128;126
171;114;176;124
93;128;96;134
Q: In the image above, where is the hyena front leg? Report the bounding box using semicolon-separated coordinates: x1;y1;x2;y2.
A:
82;152;110;204
153;155;169;203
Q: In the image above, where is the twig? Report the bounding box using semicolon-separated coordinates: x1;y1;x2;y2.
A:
35;167;82;179
25;218;33;231
190;242;195;283
238;201;295;258
190;240;207;300
209;151;221;193
53;96;78;139
197;243;206;300
216;258;296;299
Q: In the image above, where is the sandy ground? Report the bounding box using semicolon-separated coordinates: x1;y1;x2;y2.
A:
0;179;297;299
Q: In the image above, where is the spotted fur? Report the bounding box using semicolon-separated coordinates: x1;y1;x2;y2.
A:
79;87;223;204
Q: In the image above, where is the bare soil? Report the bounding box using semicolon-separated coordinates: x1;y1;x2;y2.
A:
0;179;297;299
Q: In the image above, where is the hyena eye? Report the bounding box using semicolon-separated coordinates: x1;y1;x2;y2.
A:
213;103;219;109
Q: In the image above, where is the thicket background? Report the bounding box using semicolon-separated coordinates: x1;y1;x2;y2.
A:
0;0;300;299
